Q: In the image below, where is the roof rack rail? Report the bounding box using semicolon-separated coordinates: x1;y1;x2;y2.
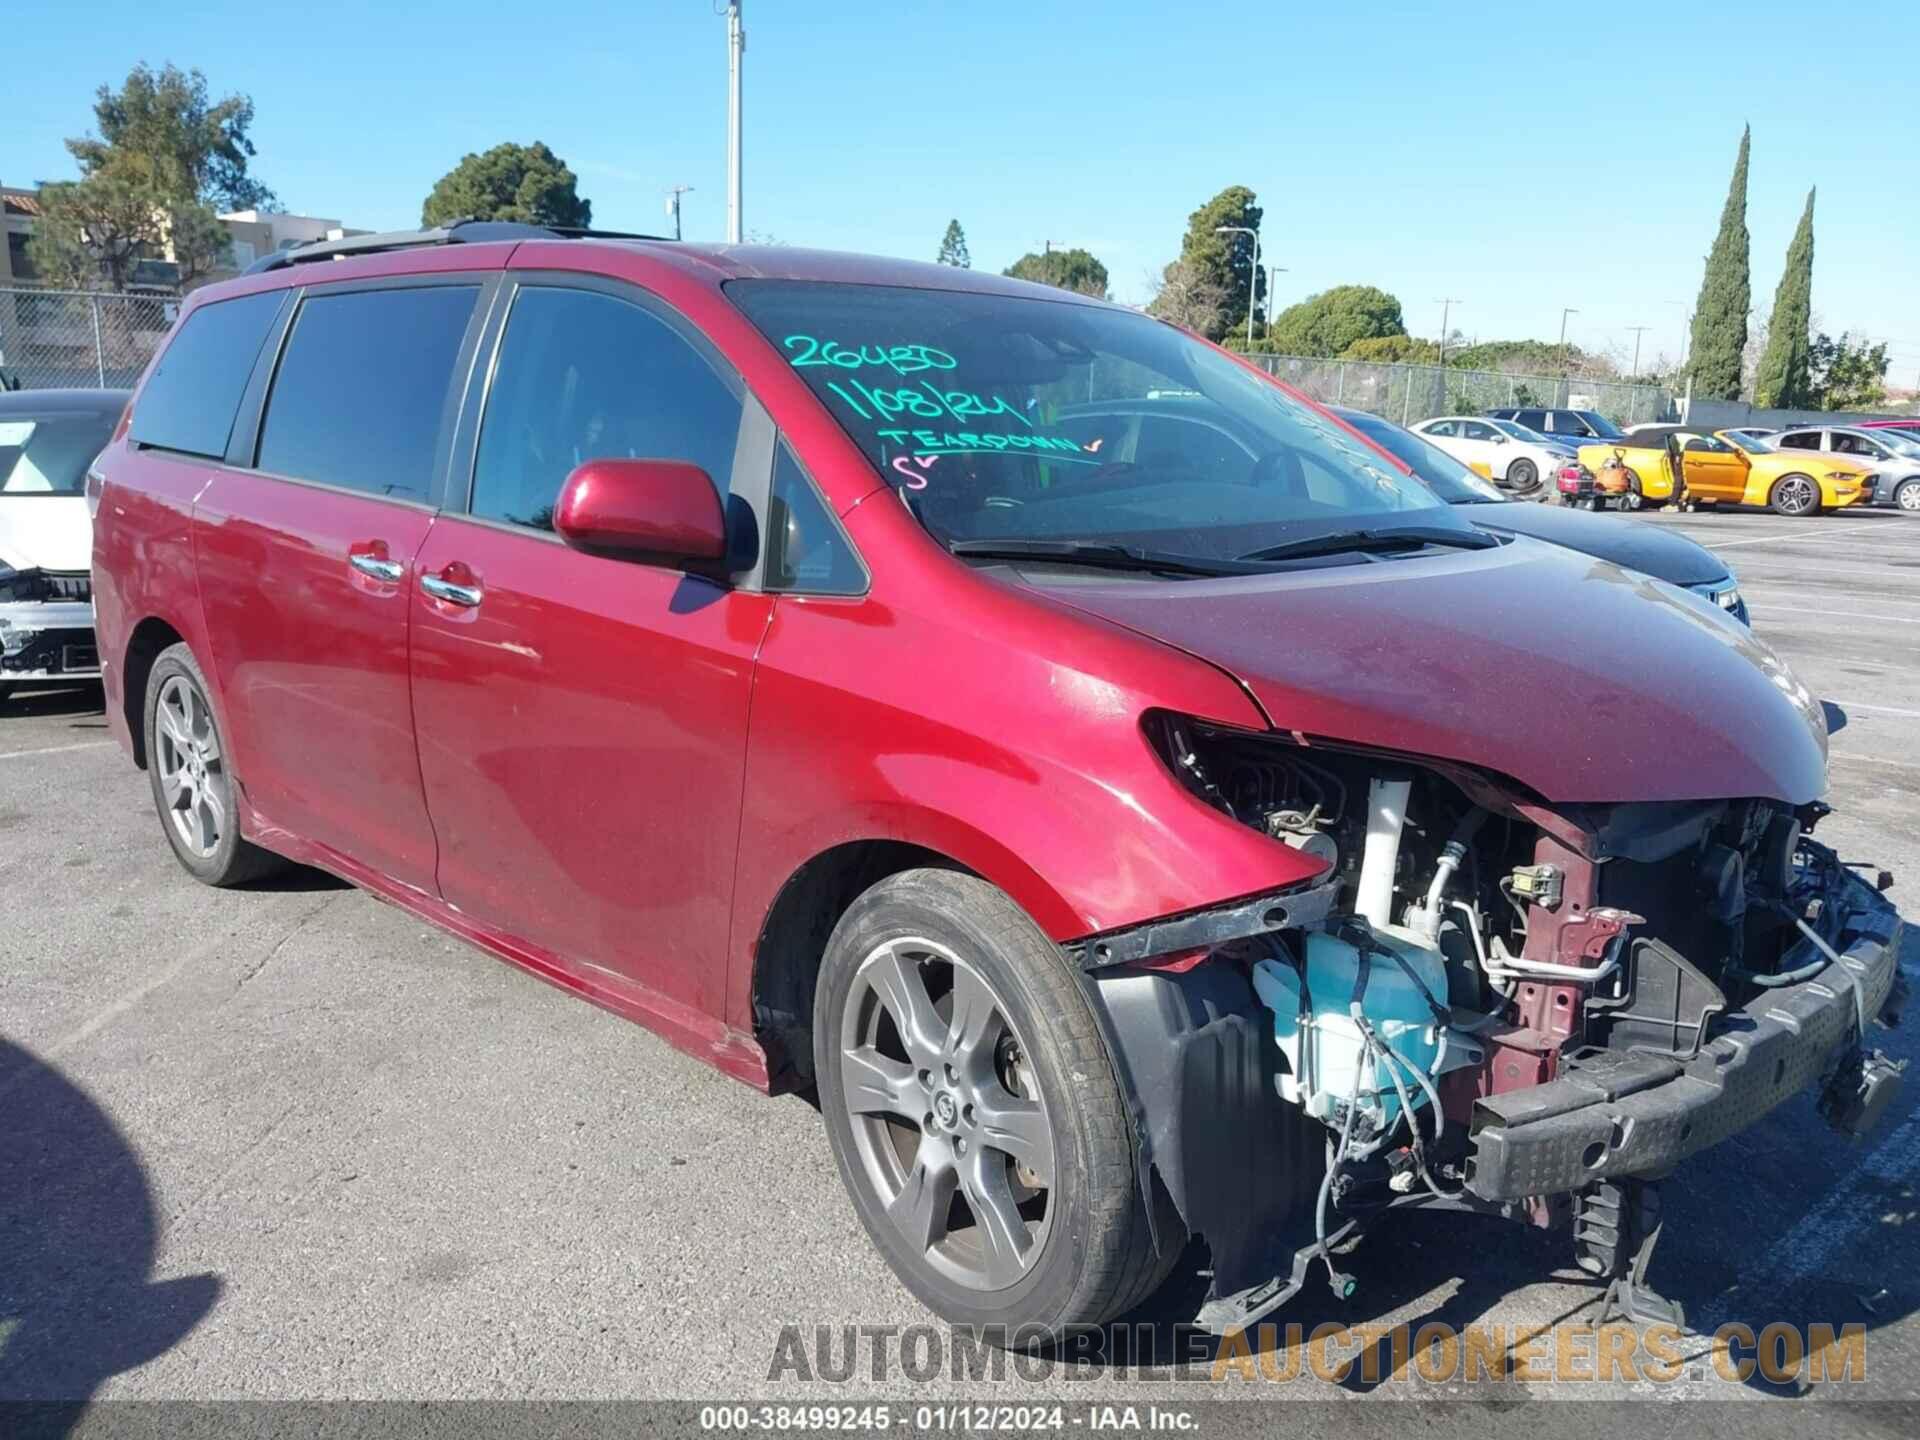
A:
242;218;674;276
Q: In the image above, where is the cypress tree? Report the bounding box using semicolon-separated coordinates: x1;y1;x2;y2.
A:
1752;188;1815;408
936;219;971;268
1687;126;1751;400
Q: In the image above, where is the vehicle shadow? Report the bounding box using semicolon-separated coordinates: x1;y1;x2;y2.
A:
0;684;106;730
0;1038;220;1432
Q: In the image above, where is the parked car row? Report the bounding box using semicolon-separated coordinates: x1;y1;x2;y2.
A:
1565;425;1877;516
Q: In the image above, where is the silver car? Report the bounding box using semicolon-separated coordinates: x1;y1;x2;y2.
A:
1772;424;1920;511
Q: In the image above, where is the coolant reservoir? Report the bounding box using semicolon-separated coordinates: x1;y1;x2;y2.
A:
1252;925;1448;1134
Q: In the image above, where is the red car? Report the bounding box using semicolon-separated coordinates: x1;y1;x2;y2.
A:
93;223;1904;1341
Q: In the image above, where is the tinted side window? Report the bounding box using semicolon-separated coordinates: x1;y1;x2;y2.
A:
257;285;477;501
766;442;866;594
130;290;283;458
472;287;742;531
1515;409;1548;430
1425;420;1456;437
1461;421;1495;441
1778;431;1819;450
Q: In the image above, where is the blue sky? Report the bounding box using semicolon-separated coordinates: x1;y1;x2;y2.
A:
6;0;1917;381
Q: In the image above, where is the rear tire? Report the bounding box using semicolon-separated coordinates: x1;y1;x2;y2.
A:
1895;478;1920;513
814;869;1176;1341
143;642;283;887
1619;470;1645;510
0;682;13;708
1769;473;1820;517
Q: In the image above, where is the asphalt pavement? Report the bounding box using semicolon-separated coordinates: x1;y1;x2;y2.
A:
2;505;1916;1416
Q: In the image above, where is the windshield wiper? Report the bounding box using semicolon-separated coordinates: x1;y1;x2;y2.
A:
1237;525;1499;563
947;539;1252;578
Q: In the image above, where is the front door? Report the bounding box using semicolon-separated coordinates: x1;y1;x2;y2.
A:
1679;434;1747;502
408;280;770;1018
194;280;483;892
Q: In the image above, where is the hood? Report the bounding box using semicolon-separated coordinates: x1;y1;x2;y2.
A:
1463;502;1729;586
1033;537;1827;806
0;497;94;573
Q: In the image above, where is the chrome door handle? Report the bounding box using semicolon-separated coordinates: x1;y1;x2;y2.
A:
349;553;406;582
420;574;483;607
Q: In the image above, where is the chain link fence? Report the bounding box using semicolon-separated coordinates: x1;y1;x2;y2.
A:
0;288;176;392
1239;353;1675;429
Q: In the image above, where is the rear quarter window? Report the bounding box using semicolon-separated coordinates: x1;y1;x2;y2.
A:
129;290;285;458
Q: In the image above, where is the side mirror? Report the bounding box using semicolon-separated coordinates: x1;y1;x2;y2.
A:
554;458;728;570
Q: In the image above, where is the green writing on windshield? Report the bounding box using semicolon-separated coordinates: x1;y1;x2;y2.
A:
826;377;1033;430
784;334;957;375
877;427;1093;460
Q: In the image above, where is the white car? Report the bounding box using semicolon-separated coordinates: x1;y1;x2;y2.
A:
1411;415;1575;494
0;388;125;705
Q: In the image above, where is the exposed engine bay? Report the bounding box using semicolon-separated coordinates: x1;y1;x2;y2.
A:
1076;714;1907;1333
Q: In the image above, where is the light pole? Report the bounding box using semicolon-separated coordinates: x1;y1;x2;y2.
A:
725;1;744;244
1436;297;1462;365
1216;225;1261;346
664;185;694;242
1558;307;1579;363
1268;265;1288;320
1625;325;1651;379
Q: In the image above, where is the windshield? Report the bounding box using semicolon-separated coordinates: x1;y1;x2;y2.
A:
1490;418;1559;445
1574;411;1626;440
1726;431;1777;454
728;281;1456;562
0;415;112;496
1336;410;1507;503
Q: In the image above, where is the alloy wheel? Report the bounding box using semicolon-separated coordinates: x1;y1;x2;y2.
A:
1898;480;1920;513
837;937;1054;1291
1777;476;1818;516
154;674;230;858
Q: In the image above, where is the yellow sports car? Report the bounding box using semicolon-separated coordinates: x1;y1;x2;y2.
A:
1576;426;1871;516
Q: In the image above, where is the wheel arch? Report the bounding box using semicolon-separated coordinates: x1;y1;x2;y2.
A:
121;616;188;769
748;837;978;1093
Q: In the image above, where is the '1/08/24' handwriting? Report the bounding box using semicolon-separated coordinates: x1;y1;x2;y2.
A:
783;334;956;375
827;376;1032;429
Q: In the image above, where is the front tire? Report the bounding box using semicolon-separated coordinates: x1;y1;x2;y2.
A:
143;642;282;887
814;869;1173;1340
1505;457;1539;494
1770;473;1820;517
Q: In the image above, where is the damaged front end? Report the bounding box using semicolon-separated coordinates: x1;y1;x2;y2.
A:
1070;713;1907;1333
0;567;99;686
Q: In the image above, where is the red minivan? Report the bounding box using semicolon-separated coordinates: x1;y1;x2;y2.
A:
93;223;1903;1340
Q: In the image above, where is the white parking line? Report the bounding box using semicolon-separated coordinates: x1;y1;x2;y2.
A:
1697;521;1904;549
0;740;114;762
1786;607;1920;625
1835;700;1920;719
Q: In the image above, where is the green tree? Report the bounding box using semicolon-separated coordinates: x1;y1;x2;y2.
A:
31;63;264;291
28;169;166;291
1687;125;1751;400
422;142;592;228
936;219;970;268
1266;285;1405;357
69;63;274;212
1808;332;1889;412
1751;187;1815;408
1003;247;1108;298
1153;186;1263;340
1340;334;1440;364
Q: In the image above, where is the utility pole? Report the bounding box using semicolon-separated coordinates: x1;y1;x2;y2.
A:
1216;225;1260;346
725;0;744;244
1558;307;1579;364
1436;298;1462;365
664;185;694;242
1625;324;1651;379
1268;265;1288;320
